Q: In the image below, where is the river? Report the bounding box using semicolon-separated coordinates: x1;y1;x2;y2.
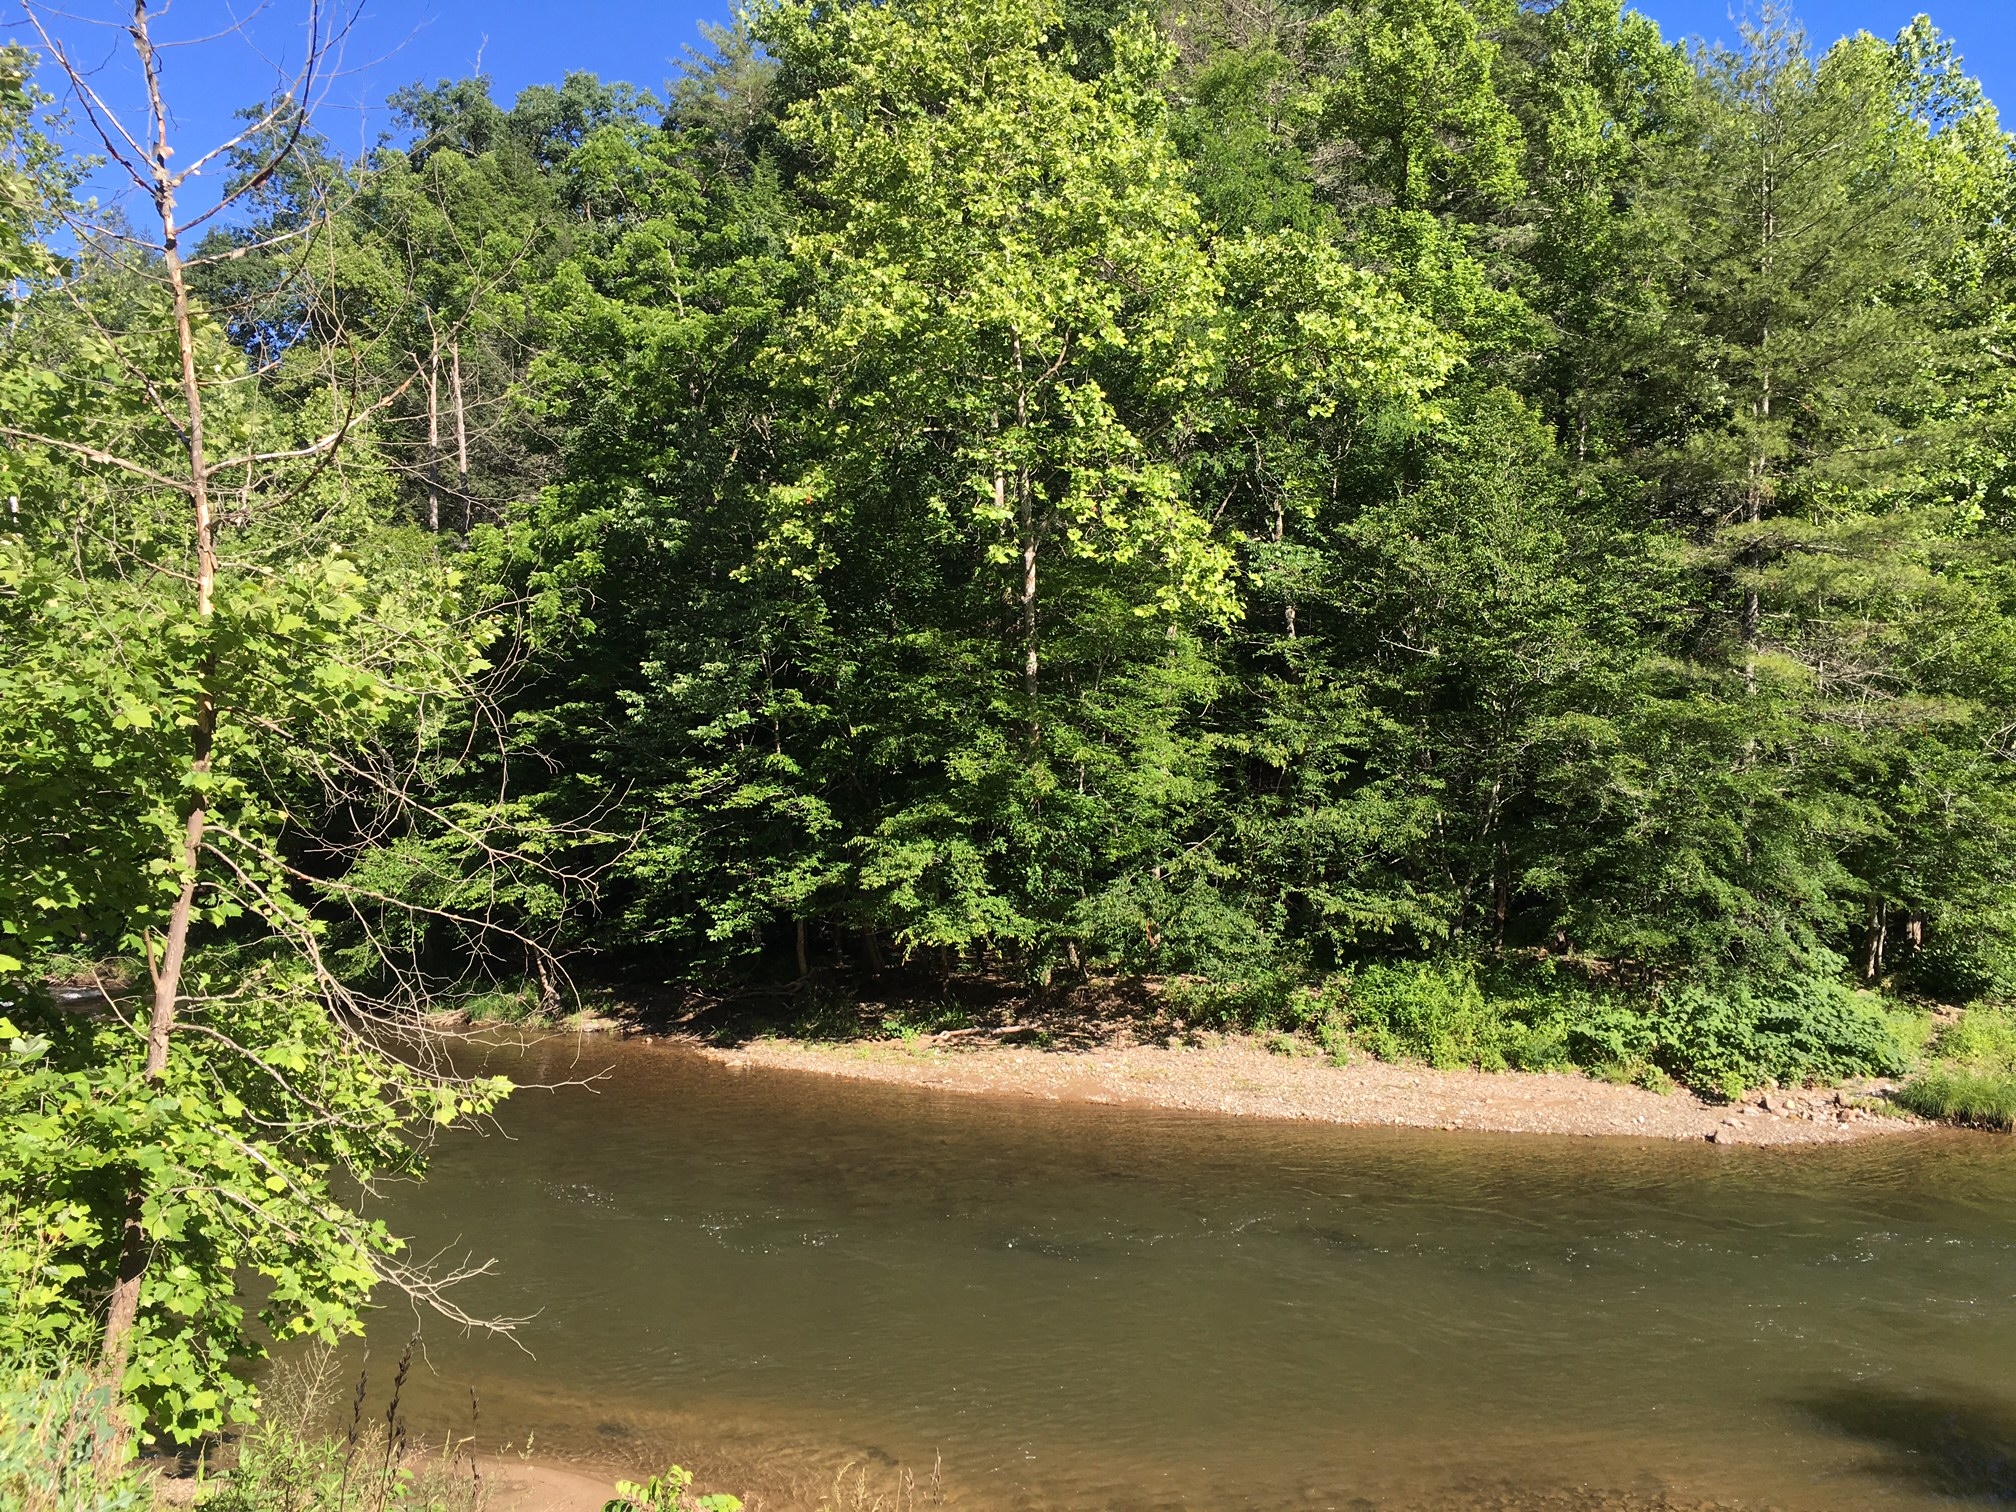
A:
345;1034;2016;1509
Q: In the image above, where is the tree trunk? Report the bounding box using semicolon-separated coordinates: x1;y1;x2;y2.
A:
1021;483;1038;701
1492;840;1509;951
795;919;810;980
1011;335;1038;711
995;469;1017;643
863;928;886;973
1273;496;1296;640
101;0;218;1401
1862;899;1887;983
451;341;470;533
101;747;209;1381
425;346;441;533
1741;462;1762;652
1742;132;1775;683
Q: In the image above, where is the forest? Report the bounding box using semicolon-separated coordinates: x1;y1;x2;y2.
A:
6;0;2016;1484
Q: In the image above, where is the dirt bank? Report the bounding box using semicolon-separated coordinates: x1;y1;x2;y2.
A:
698;1032;1923;1144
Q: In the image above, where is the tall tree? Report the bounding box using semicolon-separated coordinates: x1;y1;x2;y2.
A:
0;10;556;1443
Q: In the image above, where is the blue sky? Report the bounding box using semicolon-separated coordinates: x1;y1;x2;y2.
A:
3;0;2010;219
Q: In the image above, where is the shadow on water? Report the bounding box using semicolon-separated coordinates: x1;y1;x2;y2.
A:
1801;1383;2016;1502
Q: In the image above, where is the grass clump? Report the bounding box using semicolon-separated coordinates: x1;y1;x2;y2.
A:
1895;1007;2016;1129
457;985;546;1025
1895;1069;2016;1129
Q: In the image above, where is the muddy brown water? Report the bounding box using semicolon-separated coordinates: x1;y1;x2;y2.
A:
340;1035;2016;1510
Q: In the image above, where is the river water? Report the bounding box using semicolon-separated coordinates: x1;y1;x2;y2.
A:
351;1035;2016;1509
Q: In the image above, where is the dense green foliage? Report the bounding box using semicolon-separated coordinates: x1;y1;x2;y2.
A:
370;0;2016;1012
7;0;2016;1454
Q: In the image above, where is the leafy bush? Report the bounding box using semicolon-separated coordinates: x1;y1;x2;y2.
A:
1074;876;1278;980
0;1359;153;1512
1160;966;1313;1032
1335;961;1576;1073
1219;959;1914;1095
1900;931;2016;1005
1651;977;1911;1097
0;994;512;1443
604;1465;742;1512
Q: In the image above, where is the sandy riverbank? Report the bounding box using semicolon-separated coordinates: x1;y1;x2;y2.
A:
696;1032;1924;1145
150;1458;623;1512
483;1459;622;1512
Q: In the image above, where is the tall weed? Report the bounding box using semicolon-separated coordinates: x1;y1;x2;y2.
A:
205;1342;485;1512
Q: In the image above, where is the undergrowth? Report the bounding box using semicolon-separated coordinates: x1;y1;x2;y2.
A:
1169;959;1917;1097
0;1358;152;1512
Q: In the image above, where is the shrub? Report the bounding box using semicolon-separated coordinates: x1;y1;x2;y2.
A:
1161;966;1313;1032
1168;955;1914;1095
1249;959;1910;1095
1651;977;1911;1096
1073;877;1278;981
1332;961;1579;1073
604;1465;742;1512
1900;931;2016;1005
